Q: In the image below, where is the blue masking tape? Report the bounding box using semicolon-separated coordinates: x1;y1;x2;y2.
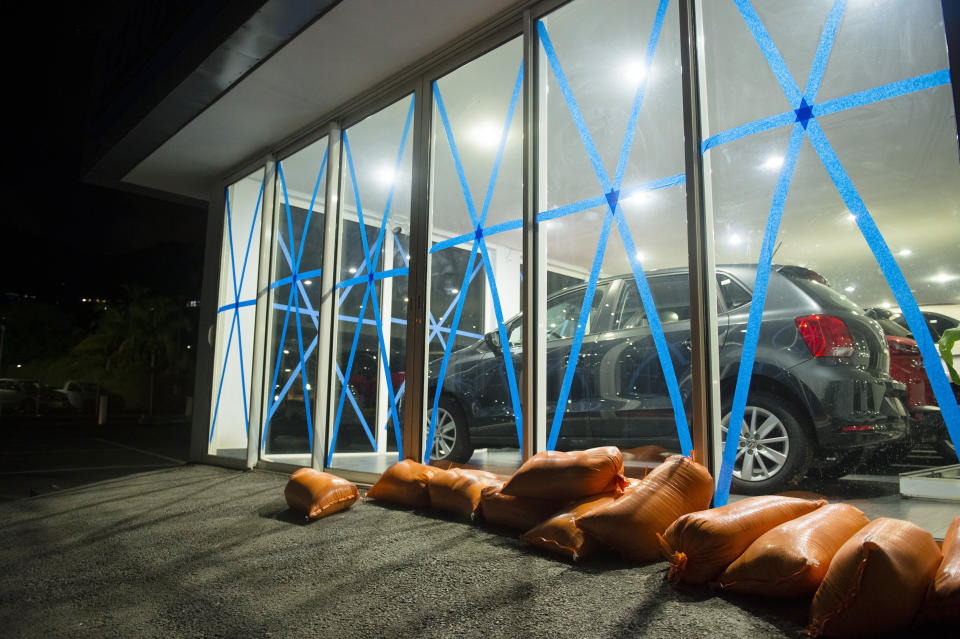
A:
265;337;318;425
209;304;237;444
329;97;415;463
334;364;377;449
217;299;256;314
805;119;960;467
733;0;803;106
424;63;524;462
702;69;950;154
428;262;484;345
612;209;693;456
278;163;297;270
366;280;404;457
294;150;328;272
547;209;614;451
329;285;372;466
292;284;314;450
539;11;689;454
613;0;669;188
263;282;299;435
712;0;957;505
538;22;611;192
814;70;951;118
714;123;806;507
803;0;846;100
426;241;482;460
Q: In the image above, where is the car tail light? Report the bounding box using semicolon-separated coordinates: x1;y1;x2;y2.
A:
887;336;920;355
795;315;855;357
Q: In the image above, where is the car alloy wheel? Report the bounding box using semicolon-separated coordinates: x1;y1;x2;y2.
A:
721;405;790;483
432;406;458;459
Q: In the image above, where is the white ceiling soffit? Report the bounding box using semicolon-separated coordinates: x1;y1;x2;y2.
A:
125;0;524;201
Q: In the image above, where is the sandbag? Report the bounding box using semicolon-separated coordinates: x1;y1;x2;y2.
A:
500;447;627;501
919;513;960;624
715;503;869;597
520;492;618;561
365;459;438;509
578;454;713;563
660;495;825;585
284;468;359;519
427;468;501;517
807;517;941;638
479;484;563;531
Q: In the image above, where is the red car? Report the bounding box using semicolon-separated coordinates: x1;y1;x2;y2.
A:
866;308;952;459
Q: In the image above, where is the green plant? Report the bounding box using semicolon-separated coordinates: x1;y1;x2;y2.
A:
940;327;960;385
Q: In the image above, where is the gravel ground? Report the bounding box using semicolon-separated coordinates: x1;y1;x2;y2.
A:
0;464;943;638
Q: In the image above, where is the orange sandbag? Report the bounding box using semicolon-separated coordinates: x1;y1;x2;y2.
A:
660;495;825;585
427;468;501;517
715;503;869;597
578;454;713;563
500;447;628;501
919;513;960;623
365;459;438;509
479;484;563;531
284;468;359;519
807;517;942;638
520;492;618;561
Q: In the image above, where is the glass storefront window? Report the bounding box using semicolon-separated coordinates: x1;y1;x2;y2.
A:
208;168;265;458
426;37;524;473
536;0;690;475
699;0;959;533
261;137;329;466
328;95;414;473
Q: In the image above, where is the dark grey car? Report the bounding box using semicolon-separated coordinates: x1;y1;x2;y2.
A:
428;265;908;495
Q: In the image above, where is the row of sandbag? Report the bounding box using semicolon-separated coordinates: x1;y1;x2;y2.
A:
362;446;959;637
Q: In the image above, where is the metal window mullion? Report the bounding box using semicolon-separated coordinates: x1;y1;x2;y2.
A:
404;80;432;463
259;157;285;462
317;123;342;470
247;158;277;469
522;8;544;461
679;0;720;477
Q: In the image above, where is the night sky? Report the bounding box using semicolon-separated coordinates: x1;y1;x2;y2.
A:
2;3;208;306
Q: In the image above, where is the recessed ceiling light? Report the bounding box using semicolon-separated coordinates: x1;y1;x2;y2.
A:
623;59;648;85
931;272;957;284
470;122;502;148
761;155;784;170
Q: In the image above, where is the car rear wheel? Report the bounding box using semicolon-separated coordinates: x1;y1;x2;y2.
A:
720;392;813;495
428;396;473;463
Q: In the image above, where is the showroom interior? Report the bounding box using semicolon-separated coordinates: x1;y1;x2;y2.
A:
90;0;960;537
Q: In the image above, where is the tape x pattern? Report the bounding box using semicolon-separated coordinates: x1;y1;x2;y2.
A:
712;0;958;505
209;177;264;445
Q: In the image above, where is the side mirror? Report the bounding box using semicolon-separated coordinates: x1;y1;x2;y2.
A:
485;331;501;354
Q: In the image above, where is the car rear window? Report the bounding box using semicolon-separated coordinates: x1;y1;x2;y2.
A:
783;272;861;313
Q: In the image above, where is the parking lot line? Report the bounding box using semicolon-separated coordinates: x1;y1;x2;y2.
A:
95;438;187;465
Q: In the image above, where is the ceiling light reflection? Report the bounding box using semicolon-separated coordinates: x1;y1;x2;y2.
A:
470;122;503;148
761;155;784;170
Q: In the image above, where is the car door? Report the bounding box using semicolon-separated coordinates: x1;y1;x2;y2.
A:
591;274;705;449
545;283;611;446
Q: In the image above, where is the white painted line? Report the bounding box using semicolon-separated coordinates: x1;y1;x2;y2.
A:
0;464;179;476
95;438;186;465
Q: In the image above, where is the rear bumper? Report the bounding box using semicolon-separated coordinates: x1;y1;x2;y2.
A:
790;360;909;451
